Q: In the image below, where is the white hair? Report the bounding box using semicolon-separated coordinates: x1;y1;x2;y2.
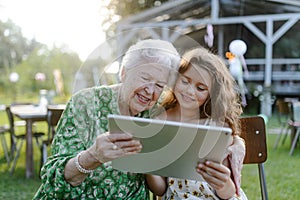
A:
119;39;180;82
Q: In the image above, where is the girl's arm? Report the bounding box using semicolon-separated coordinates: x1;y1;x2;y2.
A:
145;174;168;196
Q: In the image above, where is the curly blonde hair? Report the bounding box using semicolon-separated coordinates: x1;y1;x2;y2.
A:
161;47;243;135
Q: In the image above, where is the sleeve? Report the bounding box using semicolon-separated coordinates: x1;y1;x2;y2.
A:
36;88;97;199
225;135;246;196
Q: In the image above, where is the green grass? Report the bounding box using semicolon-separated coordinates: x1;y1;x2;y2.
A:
0;124;46;200
0;112;300;199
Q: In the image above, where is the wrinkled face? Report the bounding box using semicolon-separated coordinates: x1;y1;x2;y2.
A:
174;65;212;110
121;64;170;115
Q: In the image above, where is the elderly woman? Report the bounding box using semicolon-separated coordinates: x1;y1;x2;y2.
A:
33;39;180;199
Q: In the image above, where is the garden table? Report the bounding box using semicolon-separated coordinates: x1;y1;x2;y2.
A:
10;105;47;178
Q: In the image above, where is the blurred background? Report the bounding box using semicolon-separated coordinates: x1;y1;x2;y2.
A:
0;1;300;199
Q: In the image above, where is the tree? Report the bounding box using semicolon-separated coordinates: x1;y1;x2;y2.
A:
0;19;44;95
101;0;169;37
0;19;41;72
0;19;82;100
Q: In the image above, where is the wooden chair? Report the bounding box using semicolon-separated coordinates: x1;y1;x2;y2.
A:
152;116;269;200
273;99;291;149
40;105;64;171
240;116;268;200
1;103;28;158
5;105;45;175
288;101;300;156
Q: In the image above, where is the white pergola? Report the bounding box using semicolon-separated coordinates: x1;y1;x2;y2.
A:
116;0;300;116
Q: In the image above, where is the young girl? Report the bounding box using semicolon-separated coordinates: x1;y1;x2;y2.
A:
146;47;248;199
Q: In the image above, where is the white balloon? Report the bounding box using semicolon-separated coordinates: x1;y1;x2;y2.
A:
229;39;247;56
9;72;19;83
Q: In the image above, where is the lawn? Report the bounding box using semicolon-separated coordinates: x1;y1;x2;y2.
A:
0;111;300;199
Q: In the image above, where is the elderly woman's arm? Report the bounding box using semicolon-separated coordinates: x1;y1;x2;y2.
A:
64;132;142;186
64;150;100;186
34;88;99;199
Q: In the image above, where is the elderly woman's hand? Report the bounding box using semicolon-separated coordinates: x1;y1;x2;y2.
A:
87;132;142;163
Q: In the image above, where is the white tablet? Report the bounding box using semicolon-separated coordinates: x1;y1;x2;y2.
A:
108;114;232;181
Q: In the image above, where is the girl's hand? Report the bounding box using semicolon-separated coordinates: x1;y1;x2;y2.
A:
196;161;231;190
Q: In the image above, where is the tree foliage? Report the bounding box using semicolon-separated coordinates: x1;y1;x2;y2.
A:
0;19;82;101
101;0;169;36
0;19;40;72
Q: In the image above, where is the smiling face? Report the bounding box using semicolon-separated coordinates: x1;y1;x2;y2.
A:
174;65;212;111
121;64;170;116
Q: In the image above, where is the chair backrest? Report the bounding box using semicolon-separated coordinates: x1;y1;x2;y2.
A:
46;105;64;142
276;99;290;115
240;116;267;164
5;106;16;136
239;116;268;200
276;99;291;124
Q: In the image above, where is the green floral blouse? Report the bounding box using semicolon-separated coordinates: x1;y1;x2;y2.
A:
33;85;150;200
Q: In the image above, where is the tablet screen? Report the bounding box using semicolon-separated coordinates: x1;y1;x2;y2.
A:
108;114;232;181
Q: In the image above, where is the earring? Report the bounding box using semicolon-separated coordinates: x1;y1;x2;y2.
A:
203;101;210;118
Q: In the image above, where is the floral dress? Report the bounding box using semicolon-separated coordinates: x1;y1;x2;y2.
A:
162;178;248;200
33;85;150;200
